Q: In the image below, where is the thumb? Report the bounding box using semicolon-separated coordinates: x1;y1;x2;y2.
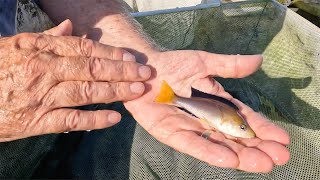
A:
200;52;263;78
44;19;73;36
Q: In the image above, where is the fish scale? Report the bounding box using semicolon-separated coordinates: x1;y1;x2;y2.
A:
174;97;222;127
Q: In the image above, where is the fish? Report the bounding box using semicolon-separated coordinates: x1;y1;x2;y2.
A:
155;81;256;138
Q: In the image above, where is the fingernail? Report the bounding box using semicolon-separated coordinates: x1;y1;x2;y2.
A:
108;112;121;123
123;52;136;61
130;82;145;94
58;19;71;29
139;66;151;78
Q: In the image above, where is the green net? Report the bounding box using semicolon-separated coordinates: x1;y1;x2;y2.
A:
2;0;319;179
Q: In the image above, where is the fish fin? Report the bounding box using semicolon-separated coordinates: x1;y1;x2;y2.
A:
155;81;176;104
178;107;196;117
191;88;239;110
199;118;215;130
199;118;209;125
219;107;228;125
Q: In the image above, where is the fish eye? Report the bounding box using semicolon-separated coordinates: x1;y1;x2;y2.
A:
240;124;247;131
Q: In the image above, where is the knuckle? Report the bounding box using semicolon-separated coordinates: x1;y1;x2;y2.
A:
113;61;122;72
113;83;124;99
34;34;52;50
15;32;37;40
219;83;225;92
80;38;94;57
0;37;10;47
213;81;224;94
80;81;94;103
25;52;52;73
106;82;136;102
105;83;116;100
66;110;81;130
42;89;57;107
230;55;240;77
0;124;19;139
0;111;29;139
111;47;124;60
218;59;230;78
113;62;125;80
87;111;97;128
87;57;102;80
12;33;38;49
191;52;206;74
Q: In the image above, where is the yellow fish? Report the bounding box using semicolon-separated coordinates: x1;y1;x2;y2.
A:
155;81;255;138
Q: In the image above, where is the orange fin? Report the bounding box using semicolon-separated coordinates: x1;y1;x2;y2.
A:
155;81;176;104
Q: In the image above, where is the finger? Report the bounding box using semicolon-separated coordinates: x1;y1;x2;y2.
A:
16;32;136;61
37;109;121;134
50;56;151;81
232;99;290;145
205;132;275;173
233;137;290;166
235;146;274;172
199;52;263;78
256;141;290;165
43;19;73;36
166;131;240;169
191;77;232;99
217;134;289;168
46;81;145;108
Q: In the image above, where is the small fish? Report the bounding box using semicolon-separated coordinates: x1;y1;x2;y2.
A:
155;81;256;138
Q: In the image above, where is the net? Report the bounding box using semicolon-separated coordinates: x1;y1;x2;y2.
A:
1;0;319;179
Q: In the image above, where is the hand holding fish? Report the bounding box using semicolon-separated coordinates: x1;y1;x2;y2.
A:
125;50;290;173
0;20;151;142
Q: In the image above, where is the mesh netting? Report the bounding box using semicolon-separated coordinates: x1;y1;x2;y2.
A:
1;0;319;179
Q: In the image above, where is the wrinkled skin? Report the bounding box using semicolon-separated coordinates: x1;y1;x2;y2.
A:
0;20;151;142
125;50;291;173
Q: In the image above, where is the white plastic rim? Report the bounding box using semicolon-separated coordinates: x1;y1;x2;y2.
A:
127;0;221;17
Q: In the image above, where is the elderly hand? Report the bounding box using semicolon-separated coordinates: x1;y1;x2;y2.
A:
125;50;290;173
0;20;151;142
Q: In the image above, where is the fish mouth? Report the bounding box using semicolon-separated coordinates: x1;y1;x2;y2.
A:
219;129;256;139
231;129;256;138
242;130;256;138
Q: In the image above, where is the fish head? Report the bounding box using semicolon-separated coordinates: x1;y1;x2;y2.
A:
220;110;256;138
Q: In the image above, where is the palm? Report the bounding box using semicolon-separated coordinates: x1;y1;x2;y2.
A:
125;50;290;173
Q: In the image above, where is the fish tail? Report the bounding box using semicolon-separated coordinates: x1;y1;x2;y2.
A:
155;81;176;104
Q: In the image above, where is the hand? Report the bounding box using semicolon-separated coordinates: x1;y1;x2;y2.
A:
125;50;290;173
0;20;151;142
